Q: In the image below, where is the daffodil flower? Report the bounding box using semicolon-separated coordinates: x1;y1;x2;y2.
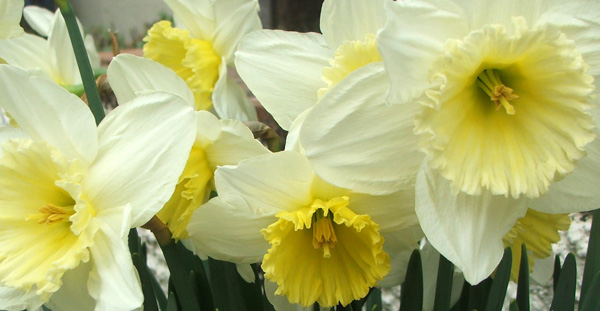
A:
0;64;196;310
142;0;261;121
107;54;269;241
0;0;23;39
234;0;386;130
372;0;600;284
0;7;100;90
187;151;423;308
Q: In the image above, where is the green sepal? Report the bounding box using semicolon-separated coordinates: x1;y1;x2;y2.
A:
400;249;423;311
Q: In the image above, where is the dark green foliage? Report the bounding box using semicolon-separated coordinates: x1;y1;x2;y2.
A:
400;250;423;311
516;244;530;311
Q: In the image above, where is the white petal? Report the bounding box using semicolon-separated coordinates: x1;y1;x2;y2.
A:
212;62;258;121
537;1;600;75
415;164;528;285
235;30;333;130
455;0;549;31
320;0;386;49
0;34;55;80
107;54;195;107
377;0;468;103
0;65;98;164
45;262;95;311
164;0;214;40
206;119;269;169
300;63;423;195
264;279;314;311
212;0;261;62
283;108;310;153
215;151;313;214
530;255;554;286
0;126;26;158
84;92;196;227
23;5;54;37
0;286;44;311
378;227;423;287
350;190;419;232
88;218;143;311
84;34;101;70
236;264;256;283
0;0;23;39
47;9;81;86
187;196;272;263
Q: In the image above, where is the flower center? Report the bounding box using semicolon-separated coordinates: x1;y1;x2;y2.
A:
319;33;382;98
503;209;570;281
476;69;518;115
29;203;75;225
311;209;337;258
143;20;221;111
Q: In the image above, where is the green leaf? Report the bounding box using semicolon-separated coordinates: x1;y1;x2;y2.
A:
400;250;423;311
485;247;512;311
580;209;600;310
579;272;600;311
450;280;471;311
516;244;530;311
208;258;264;311
433;254;455;311
175;243;214;311
509;300;520;311
160;243;202;310
366;288;383;311
551;253;576;311
166;291;180;311
554;255;562;292
132;253;159;311
53;0;104;124
468;277;492;311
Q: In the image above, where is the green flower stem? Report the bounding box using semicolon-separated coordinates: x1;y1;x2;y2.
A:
54;0;104;124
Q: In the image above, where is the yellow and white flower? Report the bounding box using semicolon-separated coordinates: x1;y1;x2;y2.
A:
107;54;269;241
0;64;196;310
234;0;386;130
0;7;100;91
142;0;261;121
0;0;23;39
187;151;423;308
373;0;600;284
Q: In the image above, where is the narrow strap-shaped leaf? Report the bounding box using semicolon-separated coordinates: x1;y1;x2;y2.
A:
53;0;104;124
551;253;576;311
132;253;159;311
161;243;202;310
400;249;423;311
509;301;520;311
166;291;180;311
208;258;264;311
433;254;455;311
468;277;492;311
554;255;562;292
450;280;471;311
149;266;168;310
485;247;512;311
516;244;530;311
366;288;383;311
579;273;600;311
175;243;214;311
580;209;600;309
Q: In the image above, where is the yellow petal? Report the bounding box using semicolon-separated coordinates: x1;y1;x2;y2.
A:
261;196;390;307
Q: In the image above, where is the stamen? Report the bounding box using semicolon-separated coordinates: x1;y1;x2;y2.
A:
312;210;337;258
477;69;518;115
27;204;73;225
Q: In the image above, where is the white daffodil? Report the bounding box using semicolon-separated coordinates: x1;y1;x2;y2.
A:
234;0;386;130
0;0;23;39
0;7;100;91
0;64;196;311
187;151;423;308
142;0;261;121
369;0;600;284
107;54;269;241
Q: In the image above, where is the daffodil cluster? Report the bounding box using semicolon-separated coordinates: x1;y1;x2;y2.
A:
0;0;598;310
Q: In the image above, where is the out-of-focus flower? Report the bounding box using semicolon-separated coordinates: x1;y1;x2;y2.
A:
0;64;195;311
0;0;23;39
0;7;100;91
372;0;600;284
107;54;269;241
234;0;386;130
143;0;261;121
187;151;422;308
